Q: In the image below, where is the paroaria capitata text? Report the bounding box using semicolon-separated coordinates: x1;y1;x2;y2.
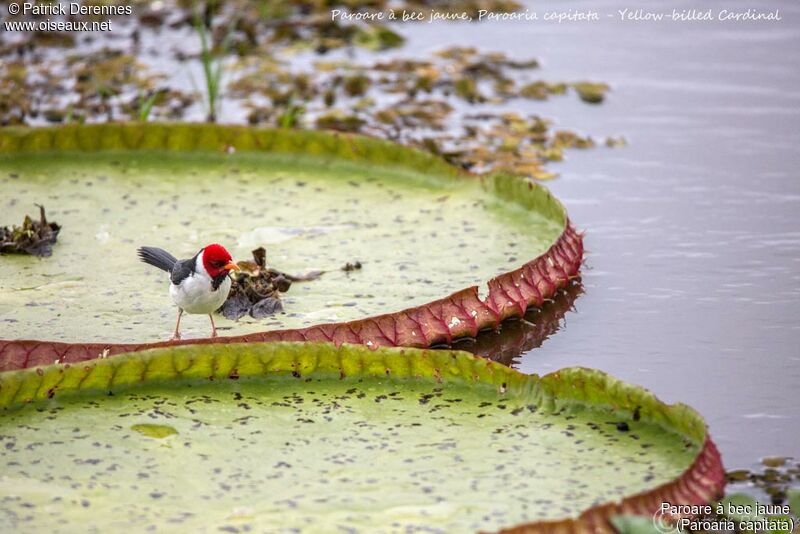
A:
137;243;240;340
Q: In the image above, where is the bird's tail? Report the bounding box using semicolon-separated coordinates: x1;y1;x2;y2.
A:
138;246;177;272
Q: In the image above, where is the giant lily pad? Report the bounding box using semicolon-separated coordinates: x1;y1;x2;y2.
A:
0;343;724;531
0;125;582;370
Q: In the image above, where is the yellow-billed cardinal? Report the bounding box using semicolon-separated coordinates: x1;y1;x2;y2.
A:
138;243;240;340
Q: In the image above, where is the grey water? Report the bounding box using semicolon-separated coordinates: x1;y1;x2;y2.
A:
404;0;800;469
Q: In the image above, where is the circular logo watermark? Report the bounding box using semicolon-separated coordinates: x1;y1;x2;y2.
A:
652;508;680;534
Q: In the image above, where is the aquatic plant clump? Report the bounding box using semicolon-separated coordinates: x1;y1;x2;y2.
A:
220;247;324;320
232;47;611;179
0;343;725;532
0;205;60;257
0;124;582;369
2;3;618;181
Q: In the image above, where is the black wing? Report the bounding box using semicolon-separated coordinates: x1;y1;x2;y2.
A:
170;252;200;285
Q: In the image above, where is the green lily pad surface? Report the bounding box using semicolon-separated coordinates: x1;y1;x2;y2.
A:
0;343;709;532
0;127;564;342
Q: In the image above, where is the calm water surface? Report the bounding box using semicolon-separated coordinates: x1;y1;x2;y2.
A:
409;0;800;468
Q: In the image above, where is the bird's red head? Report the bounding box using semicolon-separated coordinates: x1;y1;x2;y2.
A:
202;243;239;278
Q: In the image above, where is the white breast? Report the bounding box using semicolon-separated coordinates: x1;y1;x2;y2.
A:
169;252;232;315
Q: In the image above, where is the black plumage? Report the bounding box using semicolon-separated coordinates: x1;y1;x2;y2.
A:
137;246;177;272
169;254;200;285
138;246;198;285
210;272;228;291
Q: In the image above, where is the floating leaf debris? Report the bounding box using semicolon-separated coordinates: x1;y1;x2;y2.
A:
220;247;323;321
0;205;61;257
1;1;619;180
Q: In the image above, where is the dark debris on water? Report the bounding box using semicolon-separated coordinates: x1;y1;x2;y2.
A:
341;261;362;272
726;456;800;505
0;0;621;181
0;205;61;257
219;247;323;321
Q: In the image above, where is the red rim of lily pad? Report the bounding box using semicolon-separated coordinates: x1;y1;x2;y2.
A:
498;441;724;533
0;123;584;371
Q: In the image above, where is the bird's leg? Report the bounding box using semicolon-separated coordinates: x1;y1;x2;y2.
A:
172;309;183;341
209;314;218;338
